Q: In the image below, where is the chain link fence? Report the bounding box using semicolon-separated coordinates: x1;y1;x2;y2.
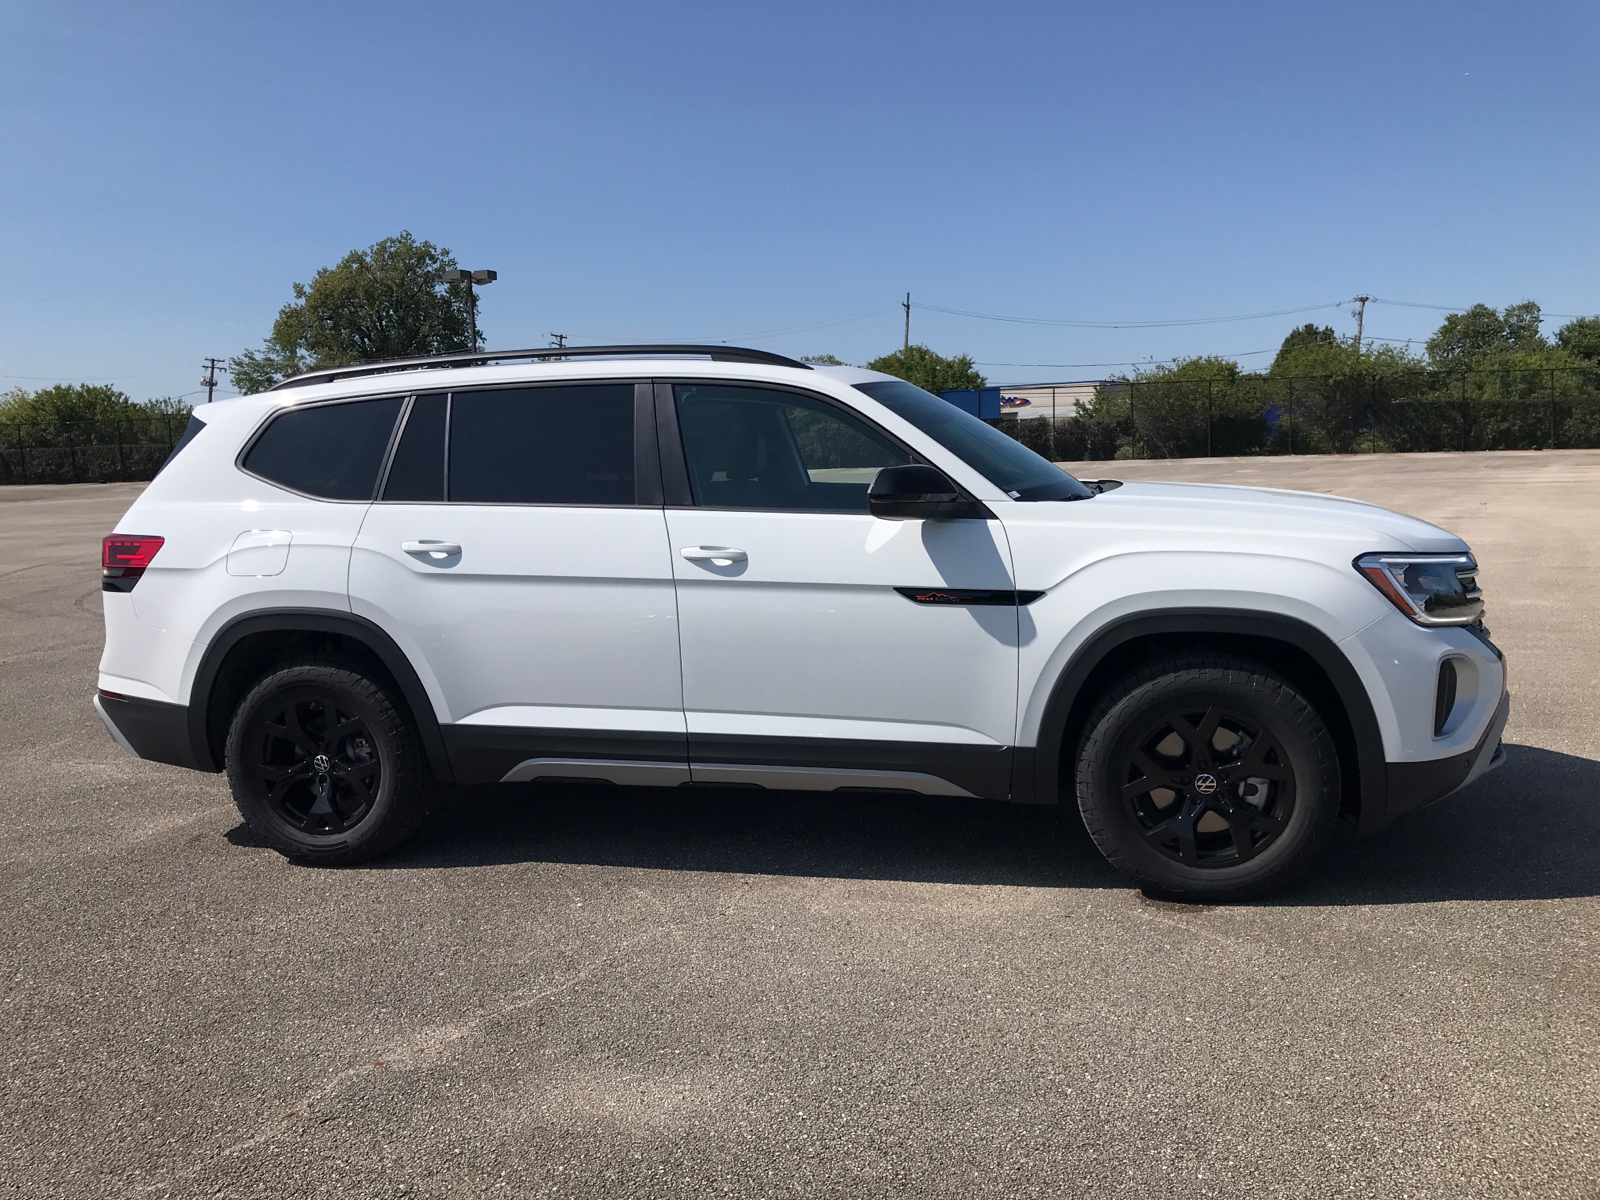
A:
0;415;185;484
6;366;1600;482
1002;365;1600;461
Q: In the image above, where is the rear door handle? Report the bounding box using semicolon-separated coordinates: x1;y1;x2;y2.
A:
680;546;747;563
402;540;462;559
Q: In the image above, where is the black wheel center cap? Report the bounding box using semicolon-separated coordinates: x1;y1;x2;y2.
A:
313;753;331;773
1193;773;1219;795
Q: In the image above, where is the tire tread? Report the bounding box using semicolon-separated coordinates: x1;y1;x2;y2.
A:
224;658;433;866
1074;655;1340;901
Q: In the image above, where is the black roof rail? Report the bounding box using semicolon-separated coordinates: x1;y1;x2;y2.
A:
269;344;814;390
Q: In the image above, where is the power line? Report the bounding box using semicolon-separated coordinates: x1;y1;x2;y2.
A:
977;347;1279;369
1371;296;1593;320
917;300;1345;330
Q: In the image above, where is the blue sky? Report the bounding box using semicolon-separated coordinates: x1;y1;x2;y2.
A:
2;1;1597;400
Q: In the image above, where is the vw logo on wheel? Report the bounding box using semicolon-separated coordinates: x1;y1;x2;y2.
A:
312;754;331;774
1193;773;1218;795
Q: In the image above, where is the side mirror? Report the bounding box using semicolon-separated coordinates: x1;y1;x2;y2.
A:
868;464;985;520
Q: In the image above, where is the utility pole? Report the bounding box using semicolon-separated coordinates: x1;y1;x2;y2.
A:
200;357;224;405
548;333;567;349
1351;295;1371;357
903;293;911;353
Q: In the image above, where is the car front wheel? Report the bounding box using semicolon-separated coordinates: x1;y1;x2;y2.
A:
1074;656;1341;901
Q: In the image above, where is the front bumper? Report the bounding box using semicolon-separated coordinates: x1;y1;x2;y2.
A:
1385;688;1510;820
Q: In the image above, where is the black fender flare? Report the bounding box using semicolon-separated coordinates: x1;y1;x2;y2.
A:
187;608;455;783
1021;609;1390;831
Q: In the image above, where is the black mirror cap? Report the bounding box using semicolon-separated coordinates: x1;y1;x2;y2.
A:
868;464;989;520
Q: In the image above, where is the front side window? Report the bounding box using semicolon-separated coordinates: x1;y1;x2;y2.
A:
243;397;404;500
448;384;635;505
674;384;910;511
854;379;1092;501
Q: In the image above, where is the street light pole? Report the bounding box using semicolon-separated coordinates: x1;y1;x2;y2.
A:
443;268;497;349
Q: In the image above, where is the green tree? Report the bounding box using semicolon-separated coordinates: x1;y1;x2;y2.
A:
1271;324;1338;373
0;383;149;427
865;344;985;393
801;354;844;365
1426;302;1548;368
1117;356;1261;457
1556;316;1600;363
229;232;477;394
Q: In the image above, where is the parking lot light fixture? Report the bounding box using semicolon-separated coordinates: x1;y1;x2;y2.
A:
442;268;496;349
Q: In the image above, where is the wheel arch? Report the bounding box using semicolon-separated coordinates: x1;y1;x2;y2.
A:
1021;610;1389;831
187;609;455;783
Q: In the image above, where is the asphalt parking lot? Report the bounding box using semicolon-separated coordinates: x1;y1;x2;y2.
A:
3;449;1598;1199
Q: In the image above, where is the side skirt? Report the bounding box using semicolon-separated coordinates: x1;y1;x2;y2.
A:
443;726;1012;800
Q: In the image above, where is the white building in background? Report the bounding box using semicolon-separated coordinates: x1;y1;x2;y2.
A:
994;380;1107;420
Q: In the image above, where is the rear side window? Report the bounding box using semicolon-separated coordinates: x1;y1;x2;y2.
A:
244;397;404;500
382;393;447;502
448;385;635;505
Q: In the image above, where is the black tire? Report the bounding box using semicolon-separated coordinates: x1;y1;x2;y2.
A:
1074;656;1340;901
224;659;432;865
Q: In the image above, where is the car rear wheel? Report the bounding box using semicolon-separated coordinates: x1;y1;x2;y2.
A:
224;660;431;865
1074;656;1340;901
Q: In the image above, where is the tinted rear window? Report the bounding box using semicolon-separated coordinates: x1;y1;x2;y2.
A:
382;393;447;502
244;397;404;500
448;385;635;505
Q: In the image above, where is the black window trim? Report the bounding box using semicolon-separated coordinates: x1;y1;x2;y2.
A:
235;393;412;503
374;391;448;504
651;377;983;516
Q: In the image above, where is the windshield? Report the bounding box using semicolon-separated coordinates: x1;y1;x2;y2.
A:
854;379;1093;501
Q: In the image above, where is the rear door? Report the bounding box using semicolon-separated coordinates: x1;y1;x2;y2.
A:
658;381;1020;799
350;381;687;785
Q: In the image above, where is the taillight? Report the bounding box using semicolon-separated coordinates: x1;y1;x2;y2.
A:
102;535;164;592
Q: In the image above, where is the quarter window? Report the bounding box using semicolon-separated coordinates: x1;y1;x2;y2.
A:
674;384;909;511
243;397;404;500
448;384;635;505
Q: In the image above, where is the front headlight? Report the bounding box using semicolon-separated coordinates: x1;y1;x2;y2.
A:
1355;553;1484;626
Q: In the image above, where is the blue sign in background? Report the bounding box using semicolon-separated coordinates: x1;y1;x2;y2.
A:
940;387;1002;420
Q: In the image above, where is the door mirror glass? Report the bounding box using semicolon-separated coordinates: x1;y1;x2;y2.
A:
868;464;984;520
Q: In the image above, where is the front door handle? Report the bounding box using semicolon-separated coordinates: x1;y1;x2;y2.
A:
402;540;462;559
680;546;747;563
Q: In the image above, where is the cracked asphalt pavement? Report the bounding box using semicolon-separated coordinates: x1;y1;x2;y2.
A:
2;450;1598;1198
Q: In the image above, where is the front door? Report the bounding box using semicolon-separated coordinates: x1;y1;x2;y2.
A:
660;381;1020;799
350;382;687;785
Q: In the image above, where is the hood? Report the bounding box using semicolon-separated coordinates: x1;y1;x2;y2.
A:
1082;479;1469;554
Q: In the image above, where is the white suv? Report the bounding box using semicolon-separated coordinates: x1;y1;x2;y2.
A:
95;345;1509;900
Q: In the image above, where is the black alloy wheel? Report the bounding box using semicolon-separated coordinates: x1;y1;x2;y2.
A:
1074;656;1340;901
1118;704;1295;868
225;660;432;865
242;692;382;835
